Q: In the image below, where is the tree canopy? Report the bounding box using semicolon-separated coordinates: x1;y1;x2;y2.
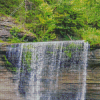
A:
0;0;100;46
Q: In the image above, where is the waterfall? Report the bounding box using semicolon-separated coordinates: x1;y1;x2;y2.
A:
6;41;88;100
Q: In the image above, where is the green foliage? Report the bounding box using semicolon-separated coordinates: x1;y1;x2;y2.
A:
46;51;53;54
0;0;20;16
8;36;21;43
0;40;4;43
10;27;21;36
67;43;81;49
8;27;27;43
79;27;100;46
68;43;77;48
30;2;57;41
3;55;12;66
63;43;82;58
1;0;100;46
3;55;17;72
69;0;100;46
26;51;32;64
85;1;100;29
64;50;72;58
22;50;32;72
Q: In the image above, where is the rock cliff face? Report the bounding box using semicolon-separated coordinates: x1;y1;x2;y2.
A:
0;43;23;100
0;16;36;41
88;49;100;67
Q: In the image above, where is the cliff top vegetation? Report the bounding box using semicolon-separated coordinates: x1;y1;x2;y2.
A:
0;0;100;47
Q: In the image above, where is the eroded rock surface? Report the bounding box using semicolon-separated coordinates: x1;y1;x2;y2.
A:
0;16;36;41
88;49;100;67
0;44;23;100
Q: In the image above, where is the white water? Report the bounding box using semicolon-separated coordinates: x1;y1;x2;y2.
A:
6;41;88;100
81;42;88;100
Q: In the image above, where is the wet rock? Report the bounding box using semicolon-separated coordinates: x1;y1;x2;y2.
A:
17;32;36;42
93;49;100;59
0;29;11;37
88;49;100;66
24;35;36;42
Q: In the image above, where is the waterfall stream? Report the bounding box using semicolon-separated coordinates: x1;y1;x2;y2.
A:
6;41;88;100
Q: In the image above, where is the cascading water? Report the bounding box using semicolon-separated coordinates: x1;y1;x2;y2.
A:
6;41;88;100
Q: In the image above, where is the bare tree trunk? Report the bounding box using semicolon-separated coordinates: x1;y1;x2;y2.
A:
25;0;27;11
23;0;27;26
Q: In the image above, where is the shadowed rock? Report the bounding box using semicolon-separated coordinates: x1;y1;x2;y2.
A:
88;49;100;67
0;29;11;41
